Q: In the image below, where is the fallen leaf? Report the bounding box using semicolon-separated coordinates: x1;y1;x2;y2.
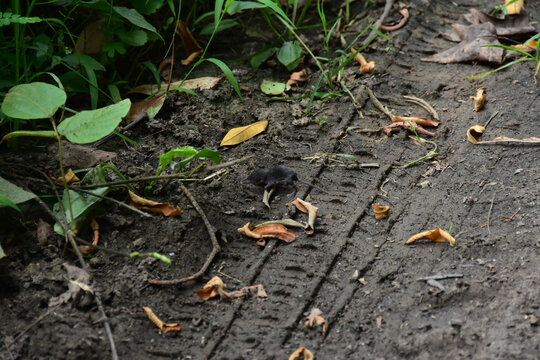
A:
142;306;181;333
287;68;308;86
238;223;295;245
220;120;268;146
195;276;226;300
49;264;92;307
464;8;534;36
510;40;537;52
48;141;117;168
128;190;182;217
47;168;80;185
257;219;306;229
467;125;486;144
126;93;166;123
289;347;314;360
391;115;439;128
75;18;106;55
372;203;390;219
130;77;223;95
505;0;524;15
350;48;375;73
406;228;456;247
376;315;383;328
176;20;203;66
359;277;367;285
292;198;318;234
260;80;291;95
305;308;328;336
217;284;267;300
470;87;486;111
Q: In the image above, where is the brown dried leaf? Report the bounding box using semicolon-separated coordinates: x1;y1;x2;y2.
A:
464;8;534;36
287;68;308;86
78;218;99;255
217;284;267;300
293;198;318;234
128;191;182;217
467;125;486;144
142;306;181;333
47;168;80;185
372;203;390;219
130;77;223;95
305;308;328;336
470;87;486;111
253;224;295;242
126;93;166;123
382;122;436;137
220;120;268;146
48;142;117;168
391;115;439;128
195;276;226;300
75;19;106;55
505;0;524;15
289;347;314;360
176;20;203;66
406;228;456;247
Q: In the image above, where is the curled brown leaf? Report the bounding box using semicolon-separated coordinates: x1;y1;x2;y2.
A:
406;228;456;247
142;306;181;333
467;125;486;144
372;203;391;219
470;87;486;111
305;308;328;336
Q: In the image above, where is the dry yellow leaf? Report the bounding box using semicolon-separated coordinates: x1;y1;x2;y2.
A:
470;87;486;111
505;0;524;14
305;308;328;336
293;198;318;234
220;120;269;146
128;190;182;217
195;276;226;300
406;228;456;247
289;347;314;360
48;168;80;185
511;40;537;51
142;306;181;333
372;203;390;219
467;125;486;144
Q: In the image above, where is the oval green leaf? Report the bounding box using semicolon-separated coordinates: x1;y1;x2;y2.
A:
1;82;66;119
260;80;290;95
58;99;131;144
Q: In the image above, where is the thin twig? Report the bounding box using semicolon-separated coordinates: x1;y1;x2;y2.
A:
68;187;151;218
361;0;394;46
484;111;499;128
5;304;61;350
75;155;254;189
148;182;220;285
403;95;440;121
364;85;393;120
416;273;463;281
487;193;496;236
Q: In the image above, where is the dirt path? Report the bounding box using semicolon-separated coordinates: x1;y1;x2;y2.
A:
1;0;539;359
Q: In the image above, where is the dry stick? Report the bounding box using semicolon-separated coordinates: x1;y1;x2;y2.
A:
361;0;394;46
403;95;440;121
76;155;254;189
364;85;393;120
68;187;152;218
148;182;220;285
32;195;119;360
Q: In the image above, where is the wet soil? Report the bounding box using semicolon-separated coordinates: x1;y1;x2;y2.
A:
1;0;539;359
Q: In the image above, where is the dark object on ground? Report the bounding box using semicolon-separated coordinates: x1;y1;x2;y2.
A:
242;165;328;195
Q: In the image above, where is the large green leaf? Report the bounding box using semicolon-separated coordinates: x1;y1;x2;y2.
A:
227;1;267;15
0;176;36;209
277;41;302;70
113;6;162;40
54;188;108;235
57;99;131;143
129;0;165;15
1;82;66;119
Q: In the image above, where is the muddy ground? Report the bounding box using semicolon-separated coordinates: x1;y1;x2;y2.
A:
1;0;539;359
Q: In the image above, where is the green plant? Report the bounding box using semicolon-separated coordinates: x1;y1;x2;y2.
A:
467;33;540;84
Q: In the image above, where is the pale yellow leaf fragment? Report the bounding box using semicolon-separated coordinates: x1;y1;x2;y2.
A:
406;228;456;247
467;125;486;144
142;306;181;333
289;347;314;360
220;120;268;146
293;198;318;234
470;87;486;111
195;276;226;300
505;0;524;15
372;203;390;219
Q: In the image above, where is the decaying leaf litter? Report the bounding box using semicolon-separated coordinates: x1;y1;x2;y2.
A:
1;0;539;359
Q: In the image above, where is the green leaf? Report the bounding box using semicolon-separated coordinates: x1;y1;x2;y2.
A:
0;195;22;213
0;12;42;26
113;6;162;40
117;29;148;46
200;18;240;35
205;58;242;98
227;1;267;15
1;82;66;119
129;0;165;14
250;47;275;69
277;41;302;70
0;176;36;208
54;188;108;235
57;99;131;143
260;79;290;95
157;146;220;174
0;245;5;259
63;54;105;71
256;0;295;28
